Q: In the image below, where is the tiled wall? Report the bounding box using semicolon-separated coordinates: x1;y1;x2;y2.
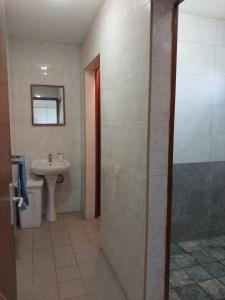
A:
174;12;225;164
9;39;82;213
80;0;150;299
172;13;225;242
172;162;225;242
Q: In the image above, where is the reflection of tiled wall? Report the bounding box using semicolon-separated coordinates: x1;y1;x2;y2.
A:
172;162;225;242
80;0;150;299
9;39;82;212
175;13;225;164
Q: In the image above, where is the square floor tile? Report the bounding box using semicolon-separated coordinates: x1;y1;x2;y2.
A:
87;232;101;247
53;245;73;257
33;225;49;234
70;234;89;244
17;241;33;252
171;244;184;256
56;265;81;282
16;229;32;242
87;289;126;300
170;254;197;270
78;261;108;278
68;227;85;236
176;284;211;300
33;231;51;241
203;262;225;278
220;260;225;266
32;283;59;300
83;275;112;293
52;236;71;247
169;289;181;300
205;247;225;261
69;297;88;300
218;276;225;285
212;236;225;247
33;248;53;261
191;250;217;265
33;238;52;250
185;265;213;282
87;290;115;300
33;258;55;273
76;249;102;265
16;261;32;277
17;273;32;293
17;286;33;300
50;221;66;232
199;238;218;248
73;242;99;254
82;223;100;234
199;279;225;299
33;270;57;287
16;249;32;262
51;229;68;239
58;279;86;299
170;270;194;287
55;254;77;269
179;240;203;253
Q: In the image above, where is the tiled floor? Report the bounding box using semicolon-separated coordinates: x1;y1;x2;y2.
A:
16;212;127;300
170;236;225;299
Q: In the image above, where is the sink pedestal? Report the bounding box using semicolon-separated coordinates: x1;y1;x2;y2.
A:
45;175;57;222
31;159;71;222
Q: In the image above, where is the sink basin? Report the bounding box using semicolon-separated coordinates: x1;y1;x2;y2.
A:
31;159;70;222
31;159;70;176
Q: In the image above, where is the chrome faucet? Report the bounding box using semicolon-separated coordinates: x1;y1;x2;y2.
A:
48;153;53;164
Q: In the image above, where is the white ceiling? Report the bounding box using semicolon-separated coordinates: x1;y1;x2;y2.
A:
5;0;105;45
180;0;225;19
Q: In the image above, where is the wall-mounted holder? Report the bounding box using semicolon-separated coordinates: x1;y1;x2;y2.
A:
11;155;23;165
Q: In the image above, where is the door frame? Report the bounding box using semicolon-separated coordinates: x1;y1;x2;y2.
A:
95;68;101;218
165;0;185;299
84;54;101;219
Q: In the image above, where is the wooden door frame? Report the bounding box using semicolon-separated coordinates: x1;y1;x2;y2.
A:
95;68;101;218
84;54;101;219
164;0;185;299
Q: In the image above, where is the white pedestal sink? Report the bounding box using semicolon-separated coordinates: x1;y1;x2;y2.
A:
31;159;70;222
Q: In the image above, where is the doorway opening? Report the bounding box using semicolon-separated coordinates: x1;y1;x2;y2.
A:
167;0;225;299
84;55;101;219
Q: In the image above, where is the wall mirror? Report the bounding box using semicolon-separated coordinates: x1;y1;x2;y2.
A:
31;85;65;126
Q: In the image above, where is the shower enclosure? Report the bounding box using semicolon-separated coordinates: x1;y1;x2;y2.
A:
170;3;225;299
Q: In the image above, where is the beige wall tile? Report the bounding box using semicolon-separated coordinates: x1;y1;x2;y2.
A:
9;39;82;213
80;1;150;298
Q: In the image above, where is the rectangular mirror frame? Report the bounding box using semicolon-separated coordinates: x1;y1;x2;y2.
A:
30;84;66;126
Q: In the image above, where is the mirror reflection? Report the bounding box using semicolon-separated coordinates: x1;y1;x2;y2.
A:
31;85;65;125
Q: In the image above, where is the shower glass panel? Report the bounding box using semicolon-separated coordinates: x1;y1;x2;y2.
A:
170;1;225;299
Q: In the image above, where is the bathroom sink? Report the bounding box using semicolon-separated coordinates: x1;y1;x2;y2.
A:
31;159;70;222
31;159;70;176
